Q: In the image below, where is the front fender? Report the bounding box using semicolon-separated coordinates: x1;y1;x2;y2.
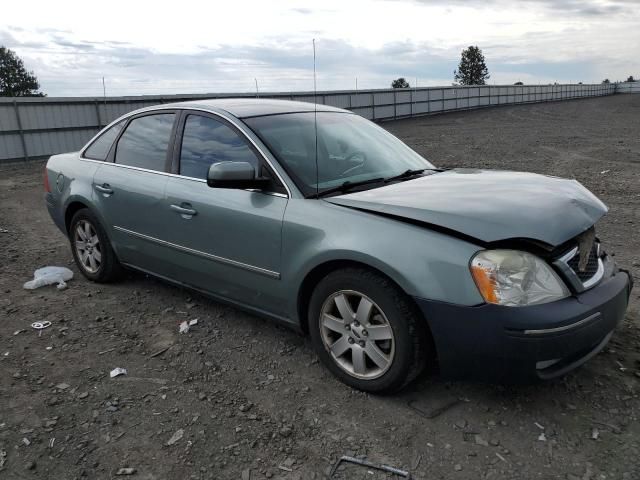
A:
281;199;485;324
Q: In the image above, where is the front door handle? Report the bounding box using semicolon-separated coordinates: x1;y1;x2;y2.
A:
94;183;114;195
170;204;198;217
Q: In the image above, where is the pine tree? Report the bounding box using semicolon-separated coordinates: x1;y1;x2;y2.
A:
454;46;490;86
0;47;44;97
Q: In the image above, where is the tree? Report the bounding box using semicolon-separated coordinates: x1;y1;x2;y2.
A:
391;77;410;88
454;46;490;85
0;47;44;97
627;76;636;82
602;78;610;84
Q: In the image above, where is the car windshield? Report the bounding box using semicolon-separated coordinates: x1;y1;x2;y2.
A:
244;112;435;197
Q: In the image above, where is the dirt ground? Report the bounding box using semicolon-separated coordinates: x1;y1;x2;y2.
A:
1;94;639;480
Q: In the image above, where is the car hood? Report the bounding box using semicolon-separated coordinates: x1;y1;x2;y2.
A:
325;169;608;247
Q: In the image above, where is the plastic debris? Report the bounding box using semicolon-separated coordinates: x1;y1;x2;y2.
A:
31;321;52;330
166;428;184;446
179;318;198;334
110;368;127;378
591;428;600;440
600;169;610;175
538;432;547;442
24;266;73;290
115;467;136;476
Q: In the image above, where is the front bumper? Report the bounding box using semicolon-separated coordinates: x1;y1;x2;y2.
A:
415;264;632;382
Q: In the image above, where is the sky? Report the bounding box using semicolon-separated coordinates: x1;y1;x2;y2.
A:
1;0;638;97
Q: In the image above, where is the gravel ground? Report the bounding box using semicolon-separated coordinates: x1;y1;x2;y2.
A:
1;94;639;480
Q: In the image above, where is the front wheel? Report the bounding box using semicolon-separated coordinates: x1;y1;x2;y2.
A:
69;208;123;282
308;268;429;393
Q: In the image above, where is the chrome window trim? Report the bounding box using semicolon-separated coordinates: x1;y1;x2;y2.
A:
523;312;601;335
113;226;280;279
81;157;287;198
79;105;292;198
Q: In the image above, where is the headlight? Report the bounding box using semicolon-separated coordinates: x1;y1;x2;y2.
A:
470;250;569;307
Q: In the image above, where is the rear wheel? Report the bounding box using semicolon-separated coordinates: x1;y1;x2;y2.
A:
69;208;122;282
308;268;429;393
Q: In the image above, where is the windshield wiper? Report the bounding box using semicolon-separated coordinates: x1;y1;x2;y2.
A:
309;177;385;198
384;168;428;183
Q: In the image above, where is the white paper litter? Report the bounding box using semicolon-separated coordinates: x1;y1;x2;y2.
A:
179;318;199;334
110;367;127;378
24;267;73;290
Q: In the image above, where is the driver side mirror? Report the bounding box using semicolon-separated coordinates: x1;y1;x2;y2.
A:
207;161;269;190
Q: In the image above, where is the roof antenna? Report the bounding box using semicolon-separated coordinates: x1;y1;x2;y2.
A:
313;38;319;198
254;78;259;98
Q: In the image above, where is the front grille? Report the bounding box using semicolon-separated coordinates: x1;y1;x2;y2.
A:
554;239;604;292
566;243;600;282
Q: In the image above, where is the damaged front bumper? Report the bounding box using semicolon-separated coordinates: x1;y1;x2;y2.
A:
415;257;633;382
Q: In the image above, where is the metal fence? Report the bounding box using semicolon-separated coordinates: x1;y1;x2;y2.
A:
616;81;640;94
0;83;618;163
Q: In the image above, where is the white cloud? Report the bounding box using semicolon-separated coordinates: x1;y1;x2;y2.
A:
1;0;638;96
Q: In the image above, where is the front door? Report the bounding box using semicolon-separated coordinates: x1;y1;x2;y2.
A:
162;112;289;316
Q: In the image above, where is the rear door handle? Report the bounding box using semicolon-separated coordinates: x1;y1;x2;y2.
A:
94;183;114;195
170;204;198;217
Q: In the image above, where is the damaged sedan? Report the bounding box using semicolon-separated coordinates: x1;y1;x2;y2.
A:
44;99;633;392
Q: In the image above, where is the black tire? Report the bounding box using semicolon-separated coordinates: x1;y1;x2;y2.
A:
69;208;123;282
308;267;430;393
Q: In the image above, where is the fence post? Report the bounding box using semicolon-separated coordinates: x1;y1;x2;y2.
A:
13;100;28;162
426;88;430;114
371;92;375;120
410;88;413;117
393;90;397;120
94;101;102;129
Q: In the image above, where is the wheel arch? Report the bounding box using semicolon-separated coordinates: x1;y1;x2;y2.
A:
64;200;90;234
296;259;430;338
63;198;117;255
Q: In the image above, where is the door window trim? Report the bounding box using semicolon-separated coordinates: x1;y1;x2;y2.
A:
109;110;179;173
78;106;292;198
172;110;288;197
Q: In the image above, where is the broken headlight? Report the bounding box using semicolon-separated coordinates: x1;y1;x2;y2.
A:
470;250;570;307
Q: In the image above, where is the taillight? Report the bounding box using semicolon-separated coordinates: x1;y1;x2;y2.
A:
44;167;51;193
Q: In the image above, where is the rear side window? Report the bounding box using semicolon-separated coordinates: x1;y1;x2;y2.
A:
115;114;175;171
179;114;260;180
83;120;125;160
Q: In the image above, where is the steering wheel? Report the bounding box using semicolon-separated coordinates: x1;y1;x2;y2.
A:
338;152;367;177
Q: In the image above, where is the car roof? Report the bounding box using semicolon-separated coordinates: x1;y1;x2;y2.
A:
160;98;350;119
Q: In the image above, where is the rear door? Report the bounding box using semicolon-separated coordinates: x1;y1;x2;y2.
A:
92;111;177;274
162;111;288;316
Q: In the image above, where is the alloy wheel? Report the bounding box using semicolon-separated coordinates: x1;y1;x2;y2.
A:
74;220;102;274
319;290;395;379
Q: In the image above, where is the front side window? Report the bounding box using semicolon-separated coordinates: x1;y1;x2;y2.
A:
115;114;175;171
244;112;434;197
83;120;125;160
179;114;260;180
